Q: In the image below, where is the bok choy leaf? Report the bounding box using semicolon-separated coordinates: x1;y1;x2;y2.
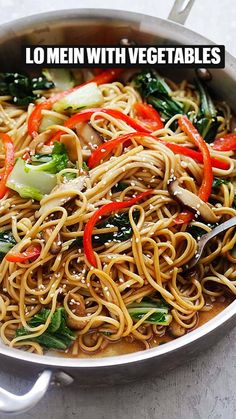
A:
7;142;70;200
127;297;172;325
6;158;57;201
193;78;221;143
15;308;76;350
30;141;69;174
0;72;54;106
133;71;221;142
0;231;16;260
133;70;183;121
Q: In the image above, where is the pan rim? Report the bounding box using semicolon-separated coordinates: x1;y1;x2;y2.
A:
0;299;235;368
0;7;234;63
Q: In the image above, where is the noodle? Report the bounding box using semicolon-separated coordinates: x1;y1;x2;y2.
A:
0;72;235;356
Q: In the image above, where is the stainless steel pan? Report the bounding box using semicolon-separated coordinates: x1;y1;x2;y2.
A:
0;0;236;414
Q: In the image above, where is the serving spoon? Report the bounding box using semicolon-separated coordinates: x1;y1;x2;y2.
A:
185;216;236;271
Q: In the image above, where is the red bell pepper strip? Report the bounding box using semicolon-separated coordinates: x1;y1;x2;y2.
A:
93;69;104;76
212;133;236;151
64;108;154;133
173;210;194;225
90;69;124;85
164;142;228;170
178;116;213;201
174;116;213;224
5;243;41;263
28;69;124;138
88;130;229;171
0;133;15;199
88;132;145;168
83;190;152;267
134;103;164;131
50;107;154;143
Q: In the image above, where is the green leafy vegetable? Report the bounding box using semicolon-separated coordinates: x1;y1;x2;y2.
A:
133;70;183;121
62;172;77;181
31;77;54;91
75;209;140;248
30;141;68;174
15;308;76;350
188;223;218;240
60;158;88;181
211;178;230;205
42;68;75;91
187;225;207;240
82;162;89;172
133;71;220;141
6;158;57;201
195;78;216;119
194;116;220;143
212;177;230;188
52;82;103;113
127;297;172;325
0;231;16;260
193;78;220;143
111;182;129;193
0;73;54;106
30;154;52;164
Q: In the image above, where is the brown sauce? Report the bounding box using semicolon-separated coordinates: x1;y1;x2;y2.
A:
56;298;232;359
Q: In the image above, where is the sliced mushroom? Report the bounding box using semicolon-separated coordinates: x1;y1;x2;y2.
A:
66;293;87;330
167;177;219;223
168;320;186;338
61;123;102;162
60;134;78;163
42;227;62;255
37;175;88;217
60;134;92;162
75;122;103;151
66;292;104;330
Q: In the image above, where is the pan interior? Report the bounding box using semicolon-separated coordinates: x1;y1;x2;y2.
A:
0;9;235;366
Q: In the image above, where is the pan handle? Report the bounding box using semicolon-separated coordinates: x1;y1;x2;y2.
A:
168;0;195;25
0;369;73;415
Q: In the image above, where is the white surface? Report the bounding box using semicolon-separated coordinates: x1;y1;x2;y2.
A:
0;1;236;418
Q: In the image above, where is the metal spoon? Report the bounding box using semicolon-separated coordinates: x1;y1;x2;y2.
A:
185;216;236;271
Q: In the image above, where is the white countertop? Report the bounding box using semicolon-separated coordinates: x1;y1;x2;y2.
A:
0;1;236;418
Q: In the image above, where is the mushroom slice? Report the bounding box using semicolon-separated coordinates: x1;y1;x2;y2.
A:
67;293;87;330
66;293;104;330
75;122;103;151
37;175;88;217
168;320;186;337
61;122;102;162
167;177;219;223
60;134;78;163
42;227;62;255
